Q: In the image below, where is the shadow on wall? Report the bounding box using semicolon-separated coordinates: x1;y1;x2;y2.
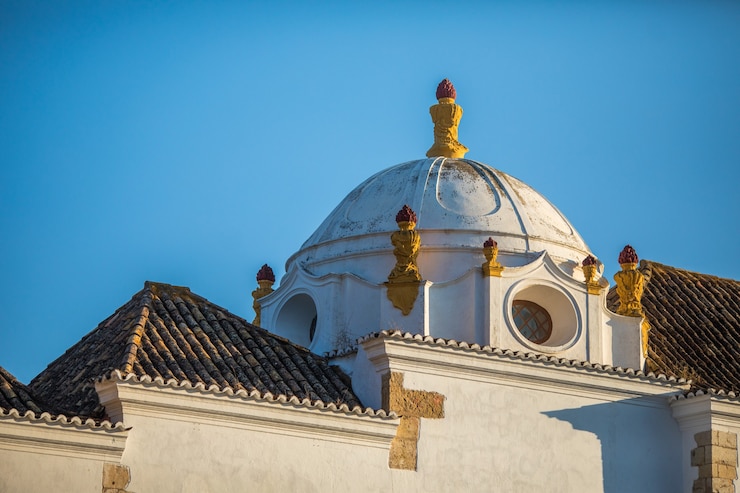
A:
543;396;683;493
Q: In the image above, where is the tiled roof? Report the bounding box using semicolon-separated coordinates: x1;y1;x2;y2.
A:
607;261;740;393
29;282;362;419
0;365;45;415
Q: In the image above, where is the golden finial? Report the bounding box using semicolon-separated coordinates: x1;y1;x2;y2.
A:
581;255;602;295
426;79;469;159
613;245;649;358
386;205;422;315
251;264;275;326
388;205;422;284
482;237;503;277
613;246;644;317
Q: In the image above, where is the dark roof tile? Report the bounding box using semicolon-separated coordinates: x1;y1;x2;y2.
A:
607;261;740;393
29;281;362;419
0;365;46;415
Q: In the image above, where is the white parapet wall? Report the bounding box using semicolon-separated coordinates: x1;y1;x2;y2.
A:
0;410;128;493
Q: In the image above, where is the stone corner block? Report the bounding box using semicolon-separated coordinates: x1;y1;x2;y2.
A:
102;463;131;490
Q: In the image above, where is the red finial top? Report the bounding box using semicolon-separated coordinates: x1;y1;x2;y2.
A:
395;205;418;224
256;264;275;282
582;255;597;266
436;79;456;100
618;245;639;265
483;237;497;248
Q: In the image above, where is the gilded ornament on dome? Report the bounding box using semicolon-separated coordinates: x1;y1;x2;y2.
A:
388;206;422;284
582;255;602;295
387;205;422;315
613;245;649;357
614;246;644;317
482;237;503;277
426;79;469;159
252;264;275;326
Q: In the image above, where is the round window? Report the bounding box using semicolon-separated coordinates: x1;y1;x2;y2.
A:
512;300;552;344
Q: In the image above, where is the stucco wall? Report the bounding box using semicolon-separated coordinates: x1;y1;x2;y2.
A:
0;449;104;493
358;336;686;492
400;368;683;492
89;338;690;493
0;414;127;493
120;415;394;493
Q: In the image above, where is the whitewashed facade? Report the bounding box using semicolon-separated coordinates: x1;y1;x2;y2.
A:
1;155;738;493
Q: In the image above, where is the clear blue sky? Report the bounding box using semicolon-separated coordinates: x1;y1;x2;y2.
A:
1;1;738;383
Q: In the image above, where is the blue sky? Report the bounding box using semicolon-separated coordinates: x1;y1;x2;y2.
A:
1;1;738;383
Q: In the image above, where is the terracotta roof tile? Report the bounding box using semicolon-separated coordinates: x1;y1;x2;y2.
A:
607;261;740;393
0;365;45;415
29;281;362;419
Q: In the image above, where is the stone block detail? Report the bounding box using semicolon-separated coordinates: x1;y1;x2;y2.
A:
692;430;738;493
696;431;739;450
389;416;421;470
382;372;445;471
103;463;133;493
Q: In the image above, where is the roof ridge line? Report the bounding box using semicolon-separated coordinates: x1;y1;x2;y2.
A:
642;259;740;283
119;286;155;373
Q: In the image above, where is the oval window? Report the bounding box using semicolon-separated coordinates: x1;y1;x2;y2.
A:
512;300;552;344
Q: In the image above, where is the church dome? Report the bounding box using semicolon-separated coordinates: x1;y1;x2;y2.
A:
290;157;591;283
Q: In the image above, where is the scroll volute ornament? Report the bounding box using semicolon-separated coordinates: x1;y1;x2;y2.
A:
387;205;422;315
482;237;503;277
252;264;275;326
426;79;469;159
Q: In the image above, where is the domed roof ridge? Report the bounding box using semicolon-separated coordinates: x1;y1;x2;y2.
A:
300;156;587;251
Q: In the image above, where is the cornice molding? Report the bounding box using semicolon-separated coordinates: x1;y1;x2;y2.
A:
0;410;127;461
361;331;688;406
96;372;398;450
671;392;740;431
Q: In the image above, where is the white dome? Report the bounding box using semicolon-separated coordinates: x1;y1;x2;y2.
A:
290;157;591;282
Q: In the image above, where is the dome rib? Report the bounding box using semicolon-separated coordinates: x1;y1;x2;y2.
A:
298;158;588;260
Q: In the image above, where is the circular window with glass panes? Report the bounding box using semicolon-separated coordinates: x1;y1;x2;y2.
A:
511;300;552;344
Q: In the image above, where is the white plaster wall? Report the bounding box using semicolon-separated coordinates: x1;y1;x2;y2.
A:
81;336;689;493
354;336;688;492
96;372;685;493
395;369;683;493
679;428;701;492
0;448;103;493
1;378;688;493
334;275;381;344
429;270;478;342
118;412;394;493
380;281;431;335
608;313;644;370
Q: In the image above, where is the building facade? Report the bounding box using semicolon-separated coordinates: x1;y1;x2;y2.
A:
1;80;739;493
